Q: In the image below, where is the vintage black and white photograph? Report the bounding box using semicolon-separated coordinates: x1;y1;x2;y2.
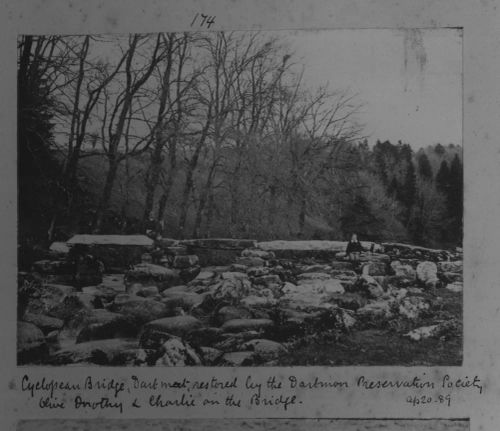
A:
16;418;470;431
17;29;463;366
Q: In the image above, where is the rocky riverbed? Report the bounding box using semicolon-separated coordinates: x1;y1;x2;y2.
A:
18;237;463;366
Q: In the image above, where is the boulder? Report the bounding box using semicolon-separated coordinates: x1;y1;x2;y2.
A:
240;339;287;360
220;351;256;366
49;242;70;255
362;261;387;276
48;293;103;322
404;325;440;341
437;261;463;273
297;276;345;294
24;283;76;316
111;297;170;325
172;255;199;269
221;318;274;333
416;261;439;287
22;313;63;334
199;347;224;365
240;295;277;308
247;267;271;277
125;263;181;291
241;249;275;259
280;282;334;309
398;296;430;320
142;315;204;338
234;257;266;267
48;338;139;365
355;274;385;299
155;338;201;366
18;321;47;364
179;266;201;283
440;271;463;283
356;300;393;318
70;309;138;343
162;291;205;312
81;285;122;302
210;277;252;301
135;285;160;298
390;261;416;279
329;292;367;311
446;282;463;293
215;306;253;325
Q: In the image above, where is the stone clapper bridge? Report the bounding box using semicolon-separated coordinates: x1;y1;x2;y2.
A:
18;235;463;366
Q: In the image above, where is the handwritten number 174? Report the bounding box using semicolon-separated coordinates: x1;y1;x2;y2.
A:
191;13;216;29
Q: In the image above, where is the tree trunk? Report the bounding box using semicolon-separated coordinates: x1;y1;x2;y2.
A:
143;132;164;222
192;163;216;238
93;158;120;233
178;115;211;236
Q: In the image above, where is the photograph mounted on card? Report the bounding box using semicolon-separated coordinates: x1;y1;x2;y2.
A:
17;28;463;367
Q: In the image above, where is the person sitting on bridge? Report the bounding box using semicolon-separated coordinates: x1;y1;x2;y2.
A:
346;233;364;261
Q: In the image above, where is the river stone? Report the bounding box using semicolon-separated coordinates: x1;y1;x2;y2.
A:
437;261;463;273
297;277;345;294
48;338;139;365
162;291;205;311
247;267;271;277
71;309;138;343
241;295;277;308
398;296;430;320
221;318;274;333
111;297;170;325
234;257;265;267
416;261;439;287
142;315;204;338
172;255;199;269
362;261;387;276
215;306;253;325
82;285;121;302
18;321;47;363
24;283;76;316
404;325;440;341
155;337;201;366
210;277;252;301
441;271;463;283
329;292;367;311
356;300;393;318
199;347;224;365
446;282;463;293
240;339;287;360
241;249;275;259
221;351;255;366
48;293;103;322
22;313;63;334
125;263;180;291
390;261;417;279
356;274;385;299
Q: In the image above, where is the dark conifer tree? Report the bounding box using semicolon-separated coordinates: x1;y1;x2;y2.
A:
417;152;433;180
436;160;451;193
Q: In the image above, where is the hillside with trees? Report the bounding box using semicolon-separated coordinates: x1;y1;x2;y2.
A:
18;33;463;250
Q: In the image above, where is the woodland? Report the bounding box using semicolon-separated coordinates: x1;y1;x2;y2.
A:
18;32;463;250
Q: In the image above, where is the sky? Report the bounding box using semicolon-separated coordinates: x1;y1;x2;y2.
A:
273;28;462;150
